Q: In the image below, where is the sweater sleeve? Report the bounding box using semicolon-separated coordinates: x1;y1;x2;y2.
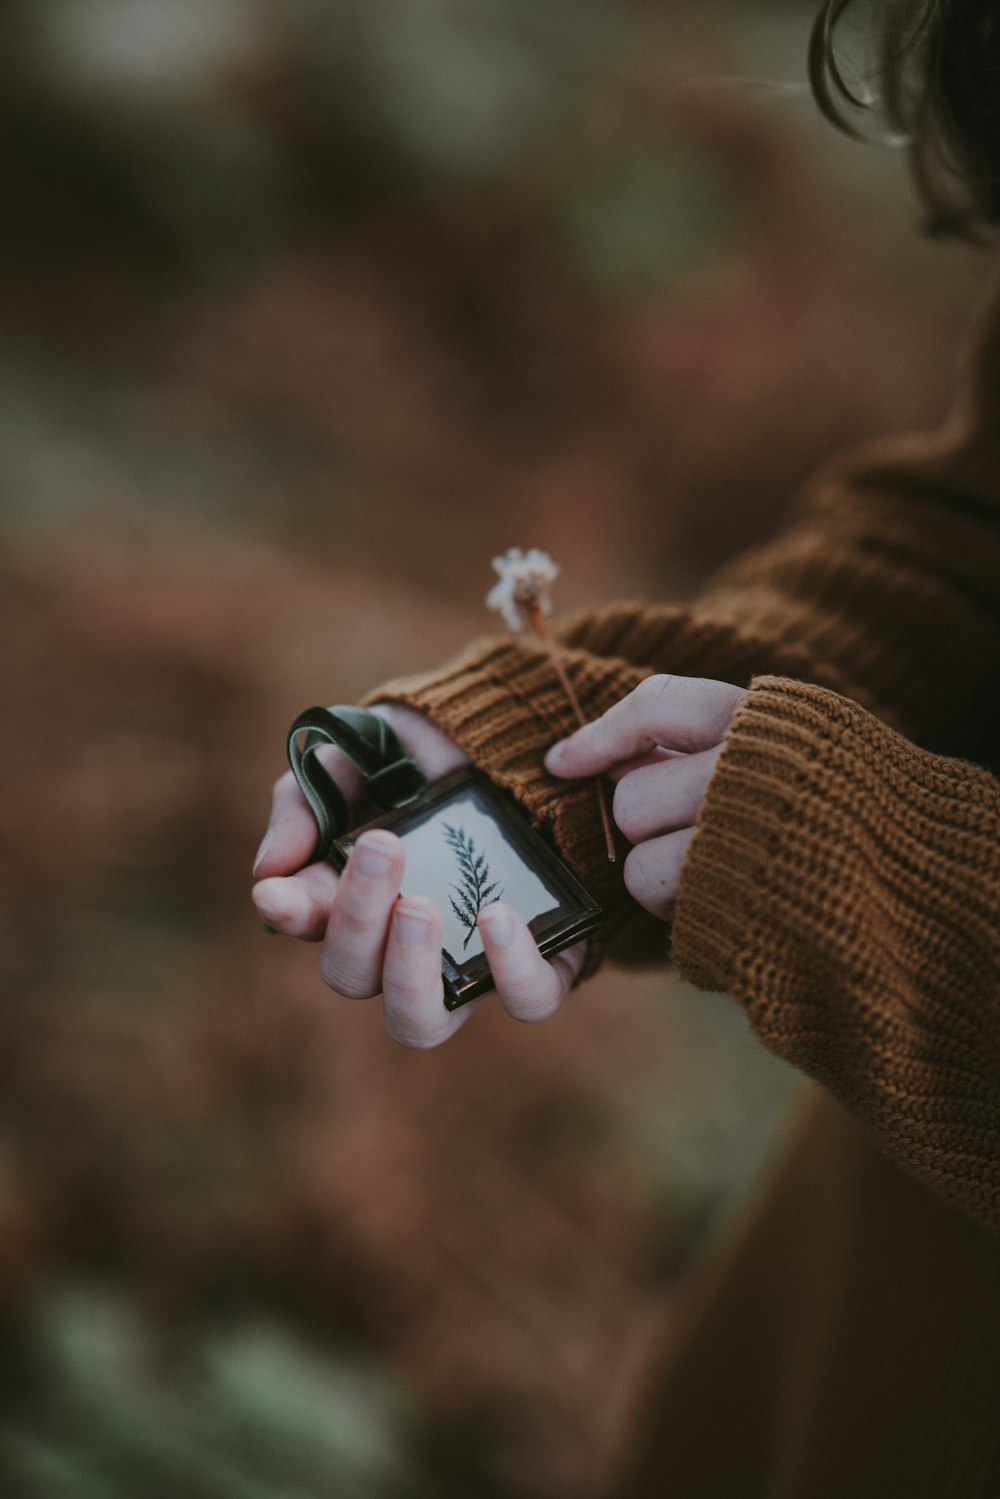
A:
369;287;1000;969
672;675;1000;1233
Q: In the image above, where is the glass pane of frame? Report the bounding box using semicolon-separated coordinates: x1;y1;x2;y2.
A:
331;770;603;1008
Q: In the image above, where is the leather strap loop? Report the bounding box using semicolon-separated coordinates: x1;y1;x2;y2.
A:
287;705;429;861
367;757;429;808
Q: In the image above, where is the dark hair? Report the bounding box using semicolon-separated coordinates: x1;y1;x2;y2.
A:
809;0;1000;238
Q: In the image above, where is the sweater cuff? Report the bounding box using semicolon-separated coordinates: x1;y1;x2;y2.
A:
671;675;837;994
364;635;650;975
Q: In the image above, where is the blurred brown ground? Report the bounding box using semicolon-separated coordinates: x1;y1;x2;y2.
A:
0;3;991;1496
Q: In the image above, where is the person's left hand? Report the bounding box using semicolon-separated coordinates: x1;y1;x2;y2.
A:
544;674;746;917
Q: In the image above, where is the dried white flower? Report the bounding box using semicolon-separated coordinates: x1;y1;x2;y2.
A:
486;547;559;631
485;545;616;860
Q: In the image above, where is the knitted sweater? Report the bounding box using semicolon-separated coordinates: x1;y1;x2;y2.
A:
369;279;1000;1493
373;277;1000;1243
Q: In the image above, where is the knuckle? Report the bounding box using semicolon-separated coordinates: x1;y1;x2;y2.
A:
521;989;563;1023
331;894;377;939
319;952;377;999
691;674;726;699
635;673;675;713
385;1017;449;1050
692;677;745;733
720;682;748;727
497;968;551;1013
493;966;532;1005
668;682;740;749
383;968;431;1007
549;951;582;993
320;959;374;995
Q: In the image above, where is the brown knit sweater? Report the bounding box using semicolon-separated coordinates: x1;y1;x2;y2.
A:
371;275;1000;1492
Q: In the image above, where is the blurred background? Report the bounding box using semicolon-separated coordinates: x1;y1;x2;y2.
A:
0;2;990;1495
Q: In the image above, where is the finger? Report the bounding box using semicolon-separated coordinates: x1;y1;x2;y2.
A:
622;827;697;918
612;743;723;843
371;701;470;781
382;896;482;1048
478;904;583;1023
252;861;340;940
605;745;686;785
319;830;406;999
545;675;746;777
254;745;365;878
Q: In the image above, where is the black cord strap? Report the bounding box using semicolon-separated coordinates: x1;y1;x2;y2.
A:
286;705;429;861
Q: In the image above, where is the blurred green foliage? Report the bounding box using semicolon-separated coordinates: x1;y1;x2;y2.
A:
3;1287;411;1499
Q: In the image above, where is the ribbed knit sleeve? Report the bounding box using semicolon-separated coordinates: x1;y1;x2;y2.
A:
672;675;1000;1232
369;283;1000;973
370;424;1000;972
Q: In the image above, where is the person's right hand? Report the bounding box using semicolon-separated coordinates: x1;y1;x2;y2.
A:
251;702;586;1048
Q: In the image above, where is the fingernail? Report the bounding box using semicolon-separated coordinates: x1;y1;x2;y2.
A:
354;833;395;877
394;905;431;947
253;829;272;875
479;906;514;946
545;740;566;770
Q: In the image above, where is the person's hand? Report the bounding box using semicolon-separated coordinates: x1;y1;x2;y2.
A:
251;703;586;1047
544;674;746;917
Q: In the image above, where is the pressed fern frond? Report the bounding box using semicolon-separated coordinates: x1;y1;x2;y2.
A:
443;823;503;950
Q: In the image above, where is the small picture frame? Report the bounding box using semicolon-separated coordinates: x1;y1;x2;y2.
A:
329;769;603;1010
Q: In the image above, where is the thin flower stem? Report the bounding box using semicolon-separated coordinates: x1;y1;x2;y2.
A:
522;599;617;863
